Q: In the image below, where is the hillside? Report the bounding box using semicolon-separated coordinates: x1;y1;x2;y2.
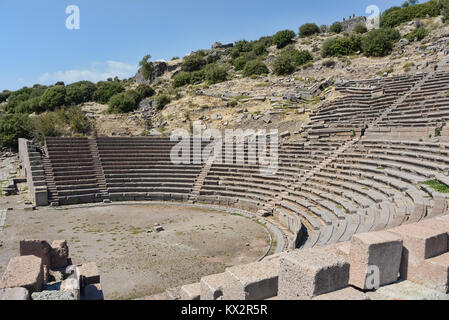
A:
1;0;449;148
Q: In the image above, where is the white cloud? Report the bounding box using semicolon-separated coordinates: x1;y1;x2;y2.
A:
39;60;138;84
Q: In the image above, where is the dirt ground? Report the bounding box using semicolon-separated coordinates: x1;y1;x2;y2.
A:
0;199;269;300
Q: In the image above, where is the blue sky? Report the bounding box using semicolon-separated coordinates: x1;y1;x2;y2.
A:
0;0;408;91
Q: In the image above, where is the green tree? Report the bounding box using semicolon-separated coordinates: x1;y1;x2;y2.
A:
243;60;269;77
299;23;320;38
107;91;138;113
329;22;343;34
139;54;155;80
273;54;295;75
172;72;193;88
273;30;296;49
0;114;34;148
354;24;368;34
322;35;362;57
361;28;400;57
39;86;66;111
93;81;125;104
65;81;96;105
203;64;228;84
182;53;206;72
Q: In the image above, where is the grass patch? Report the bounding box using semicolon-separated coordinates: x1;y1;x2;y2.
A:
421;180;449;193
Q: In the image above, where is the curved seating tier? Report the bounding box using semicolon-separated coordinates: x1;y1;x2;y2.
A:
38;68;449;250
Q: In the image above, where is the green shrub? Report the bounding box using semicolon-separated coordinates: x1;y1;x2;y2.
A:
39;86;66;111
252;42;268;56
33;112;62;138
243;60;269;77
156;94;171;110
381;0;440;28
135;84;155;100
442;0;449;22
233;57;247;71
15;97;42;114
273;30;296;49
182;53;206;72
252;36;273;55
203;64;228;84
65;106;92;134
190;70;206;84
361;28;401;57
283;47;314;66
172;72;192;88
65;81;96;105
107;91;138;113
354;24;368;34
321;35;362;57
406;27;428;42
0;114;33;148
299;23;320;38
93;81;125;104
273;54;295;75
234;40;253;53
5;85;48;113
329;22;343;34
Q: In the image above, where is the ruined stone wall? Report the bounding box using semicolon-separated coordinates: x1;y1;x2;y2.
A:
341;15;367;32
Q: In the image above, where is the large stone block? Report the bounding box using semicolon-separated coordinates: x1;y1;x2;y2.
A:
222;259;279;300
421;217;449;248
278;248;349;300
60;278;80;300
349;231;403;289
312;287;369;300
200;272;234;300
390;224;448;280
412;252;449;293
31;290;77;300
0;287;30;300
0;255;44;293
180;282;201;300
77;262;100;286
19;240;51;282
51;240;69;268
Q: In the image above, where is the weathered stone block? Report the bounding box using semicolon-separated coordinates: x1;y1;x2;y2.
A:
0;287;30;300
222;259;279;300
0;255;43;293
31;290;77;300
180;282;201;300
60;278;80;300
390;224;448;279
312;287;369;300
349;231;403;289
20;240;51;282
77;262;100;286
51;240;69;268
278;248;349;300
200;272;234;300
412;252;449;293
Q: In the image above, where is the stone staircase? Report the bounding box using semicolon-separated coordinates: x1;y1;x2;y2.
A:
188;157;215;203
87;139;110;203
41;151;59;206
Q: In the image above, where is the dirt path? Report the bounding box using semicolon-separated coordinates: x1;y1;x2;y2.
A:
0;202;269;299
